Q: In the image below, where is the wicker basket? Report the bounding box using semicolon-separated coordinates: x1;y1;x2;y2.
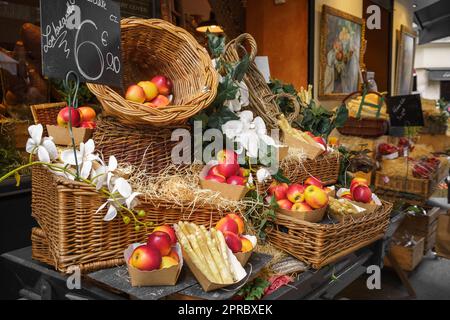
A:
31;166;235;273
223;33;300;129
87;18;218;127
337;117;388;138
30;102;66;136
255;152;341;194
93;117;187;176
267;201;393;269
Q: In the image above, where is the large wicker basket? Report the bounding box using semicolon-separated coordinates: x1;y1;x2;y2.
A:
255;151;341;194
30;102;66;136
87;18;218;127
267;201;393;269
31;166;237;273
93;116;187;176
223;33;299;129
337;117;388;138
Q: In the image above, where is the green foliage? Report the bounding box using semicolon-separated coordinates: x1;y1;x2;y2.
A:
207;31;225;59
272;169;290;184
50;79;98;108
269;79;301;115
237;277;270;300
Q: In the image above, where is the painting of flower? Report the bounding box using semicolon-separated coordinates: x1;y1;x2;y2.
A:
319;5;365;100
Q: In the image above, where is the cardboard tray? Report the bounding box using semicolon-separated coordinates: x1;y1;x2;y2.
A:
46;125;93;146
234;235;257;266
199;164;249;201
283;133;324;160
124;243;183;287
277;205;327;223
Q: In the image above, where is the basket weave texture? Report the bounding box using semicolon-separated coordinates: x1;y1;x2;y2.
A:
93;117;187;176
337;117;388;138
267;200;392;269
31;166;236;273
223;33;299;129
87;18;218;127
30;102;66;135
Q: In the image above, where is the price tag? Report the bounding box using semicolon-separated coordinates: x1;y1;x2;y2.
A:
40;0;122;87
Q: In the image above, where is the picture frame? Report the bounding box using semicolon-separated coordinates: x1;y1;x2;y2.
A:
395;25;417;96
319;5;366;100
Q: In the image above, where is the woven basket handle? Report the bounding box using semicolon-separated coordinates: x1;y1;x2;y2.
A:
264;93;301;125
224;33;257;63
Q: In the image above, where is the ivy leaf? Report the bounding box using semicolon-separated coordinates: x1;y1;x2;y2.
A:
213;75;239;108
191;112;209;128
207;31;225;58
232;53;250;82
335;104;349;128
272;169;291;184
207;105;239;130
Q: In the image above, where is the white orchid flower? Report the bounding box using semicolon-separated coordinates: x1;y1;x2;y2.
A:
96;177;141;222
256;168;272;183
225;81;250;112
222;110;278;158
25;124;58;163
60;139;100;179
92;155;118;190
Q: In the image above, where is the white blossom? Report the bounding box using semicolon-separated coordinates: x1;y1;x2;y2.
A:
25;124;58;163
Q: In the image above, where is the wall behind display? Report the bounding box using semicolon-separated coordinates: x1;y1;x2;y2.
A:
314;0;363;109
246;0;309;90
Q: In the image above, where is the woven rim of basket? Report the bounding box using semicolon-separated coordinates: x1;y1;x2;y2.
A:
87;19;218;127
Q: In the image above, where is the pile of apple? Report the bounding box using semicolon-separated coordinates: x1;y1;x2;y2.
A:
125;75;173;108
205;150;250;187
57;106;97;129
128;225;180;272
339;178;373;204
268;177;329;212
215;214;253;254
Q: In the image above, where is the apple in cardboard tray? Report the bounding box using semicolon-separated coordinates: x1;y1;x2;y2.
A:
129;244;161;272
216;149;240;178
286;184;306;203
153;225;177;245
268;182;289;201
147;231;172;256
291;202;313;212
216;216;239;234
304;185;329;209
57;106;81;127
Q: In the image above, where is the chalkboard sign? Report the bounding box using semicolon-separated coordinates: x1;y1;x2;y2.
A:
386;94;424;127
40;0;122;87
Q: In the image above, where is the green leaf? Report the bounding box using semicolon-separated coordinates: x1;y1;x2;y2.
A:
269;195;279;208
207;105;239;130
232;53;250;82
272;169;291;184
207;31;225;58
191;113;209;127
213;75;239;108
335;104;349;128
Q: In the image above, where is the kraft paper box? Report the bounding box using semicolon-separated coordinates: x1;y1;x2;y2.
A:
199;163;249;201
46;125;93;146
283;133;325;160
182;246;247;292
234;235;257;266
328;200;367;222
277;205;327;223
336;188;382;215
124;243;183;287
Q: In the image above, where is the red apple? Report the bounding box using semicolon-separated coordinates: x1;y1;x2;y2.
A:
223;231;242;253
147;231;172;256
227;213;245;234
305;131;315;138
268;182;289;200
304;185;328;209
313;136;326;149
80;121;96;129
227;176;246;186
350;178;369;194
277;199;293;210
286;184;306;203
208;165;225;179
77;106;96;122
352;185;372;203
125;85;146;103
57;106;81;127
216;216;239;234
216;149;239;178
138;81;158;101
153;225;177;245
304;176;323;189
144;102;156;108
129;244;161;271
340;191;353;201
240;236;253;253
292;202;313;212
151;75;173;96
150;94;170;107
205;175;226;184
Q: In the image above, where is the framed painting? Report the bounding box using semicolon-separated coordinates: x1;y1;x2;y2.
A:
395;25;417;95
319;5;366;100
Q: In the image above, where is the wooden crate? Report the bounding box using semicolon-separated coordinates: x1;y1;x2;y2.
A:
385;237;425;271
398;207;441;253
